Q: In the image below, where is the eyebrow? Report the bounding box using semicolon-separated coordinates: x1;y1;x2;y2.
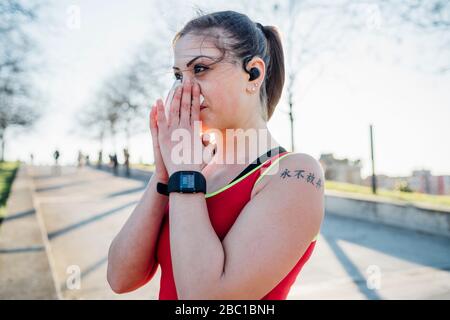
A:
172;55;213;70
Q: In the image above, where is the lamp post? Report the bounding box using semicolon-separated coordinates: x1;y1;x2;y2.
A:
370;124;377;194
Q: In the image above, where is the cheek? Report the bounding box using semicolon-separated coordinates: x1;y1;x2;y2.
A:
198;76;244;125
199;81;223;108
211;82;239;110
225;80;245;113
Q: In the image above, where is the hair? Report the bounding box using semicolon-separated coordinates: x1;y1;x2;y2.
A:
172;10;285;121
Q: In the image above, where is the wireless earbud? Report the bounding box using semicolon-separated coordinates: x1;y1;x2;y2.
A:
242;55;260;82
248;67;260;81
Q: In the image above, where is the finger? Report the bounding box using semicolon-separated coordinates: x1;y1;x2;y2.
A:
202;133;211;147
202;140;216;164
150;104;157;130
180;79;192;127
156;99;167;128
191;82;201;126
169;85;182;127
150;104;159;145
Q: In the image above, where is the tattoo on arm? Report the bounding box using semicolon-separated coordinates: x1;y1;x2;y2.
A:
280;168;323;190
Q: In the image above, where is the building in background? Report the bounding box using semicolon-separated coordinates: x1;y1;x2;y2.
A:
320;153;450;196
359;169;450;195
319;153;362;185
408;170;450;195
361;174;404;190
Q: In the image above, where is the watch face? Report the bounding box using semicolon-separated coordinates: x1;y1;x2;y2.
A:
180;173;195;191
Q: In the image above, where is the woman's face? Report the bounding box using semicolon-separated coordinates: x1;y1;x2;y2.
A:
173;34;252;131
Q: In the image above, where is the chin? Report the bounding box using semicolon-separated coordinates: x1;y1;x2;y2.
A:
199;110;212;123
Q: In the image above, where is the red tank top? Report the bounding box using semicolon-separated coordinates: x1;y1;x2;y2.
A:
154;151;317;299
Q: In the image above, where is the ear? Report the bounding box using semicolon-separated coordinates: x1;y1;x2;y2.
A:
245;56;266;82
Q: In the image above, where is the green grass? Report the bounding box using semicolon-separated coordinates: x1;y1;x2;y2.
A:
325;180;450;209
0;161;20;220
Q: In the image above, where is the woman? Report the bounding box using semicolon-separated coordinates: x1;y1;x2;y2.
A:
107;10;324;300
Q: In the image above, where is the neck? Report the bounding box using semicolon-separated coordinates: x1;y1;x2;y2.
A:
210;117;280;166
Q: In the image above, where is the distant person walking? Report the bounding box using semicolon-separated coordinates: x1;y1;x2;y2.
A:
77;150;84;168
97;150;103;168
110;153;118;175
53;149;60;175
123;148;130;177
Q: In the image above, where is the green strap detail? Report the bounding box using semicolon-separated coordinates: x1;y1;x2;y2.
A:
253;152;295;187
205;161;267;198
206;152;294;198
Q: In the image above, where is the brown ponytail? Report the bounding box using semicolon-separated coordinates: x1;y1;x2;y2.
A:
258;25;285;120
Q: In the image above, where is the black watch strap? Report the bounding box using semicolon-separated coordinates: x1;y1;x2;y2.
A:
156;182;169;196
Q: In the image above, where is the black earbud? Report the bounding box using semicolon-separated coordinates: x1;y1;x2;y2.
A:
242;55;260;82
248;67;260;81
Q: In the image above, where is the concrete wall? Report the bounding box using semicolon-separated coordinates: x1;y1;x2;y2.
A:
325;190;450;238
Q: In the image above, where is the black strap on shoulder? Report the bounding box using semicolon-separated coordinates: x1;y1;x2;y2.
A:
229;146;287;184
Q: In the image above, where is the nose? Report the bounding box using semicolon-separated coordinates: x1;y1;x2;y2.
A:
182;77;196;85
183;78;202;92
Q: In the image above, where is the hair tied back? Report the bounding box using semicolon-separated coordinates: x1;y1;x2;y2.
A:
256;22;266;35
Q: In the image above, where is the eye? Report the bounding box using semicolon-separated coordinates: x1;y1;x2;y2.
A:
193;64;209;74
173;64;209;80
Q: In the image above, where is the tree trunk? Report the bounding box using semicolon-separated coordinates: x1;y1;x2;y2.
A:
289;100;295;152
0;130;4;162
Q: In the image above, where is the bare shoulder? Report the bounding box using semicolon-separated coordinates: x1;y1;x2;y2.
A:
280;152;324;177
252;152;325;197
251;151;325;231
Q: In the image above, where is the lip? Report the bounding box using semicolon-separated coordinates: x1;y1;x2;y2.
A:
200;105;208;110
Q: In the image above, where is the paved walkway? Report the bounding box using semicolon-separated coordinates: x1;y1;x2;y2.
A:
293;214;450;299
0;167;58;299
26;165;160;299
2;164;450;299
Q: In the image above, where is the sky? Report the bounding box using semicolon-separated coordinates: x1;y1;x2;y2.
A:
7;0;450;178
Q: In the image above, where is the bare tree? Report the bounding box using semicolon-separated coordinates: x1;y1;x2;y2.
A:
237;0;355;151
77;32;171;164
241;0;450;150
0;0;43;161
77;91;109;154
375;0;450;73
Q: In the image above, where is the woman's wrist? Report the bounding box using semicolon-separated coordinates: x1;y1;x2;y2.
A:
153;170;169;184
149;174;170;199
167;165;203;177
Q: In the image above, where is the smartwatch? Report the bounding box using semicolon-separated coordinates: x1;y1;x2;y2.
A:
157;171;206;195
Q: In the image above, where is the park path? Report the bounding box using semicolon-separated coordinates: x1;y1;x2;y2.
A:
29;165;159;299
17;165;450;299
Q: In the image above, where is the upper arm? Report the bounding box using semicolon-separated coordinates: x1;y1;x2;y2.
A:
216;153;325;299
